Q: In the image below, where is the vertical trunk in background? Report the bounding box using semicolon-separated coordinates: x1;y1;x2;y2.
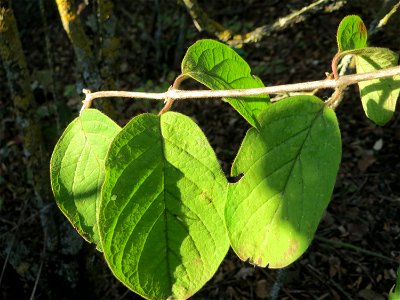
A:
55;0;102;90
0;1;43;187
0;3;37;123
97;0;120;90
0;0;57;250
55;0;119;118
96;0;120;117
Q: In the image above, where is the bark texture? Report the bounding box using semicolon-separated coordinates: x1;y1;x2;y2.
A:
0;2;42;172
55;0;119;117
0;0;58;252
55;0;102;90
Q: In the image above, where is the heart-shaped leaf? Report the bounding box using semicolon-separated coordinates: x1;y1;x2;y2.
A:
337;15;367;52
181;39;270;128
50;109;121;244
225;95;341;268
99;112;229;299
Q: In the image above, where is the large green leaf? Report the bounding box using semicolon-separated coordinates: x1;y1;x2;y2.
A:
336;15;367;52
99;112;229;299
355;47;400;125
225;95;341;268
50;109;121;244
181;39;270;128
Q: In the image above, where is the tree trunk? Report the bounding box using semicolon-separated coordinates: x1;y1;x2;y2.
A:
55;0;102;91
55;0;119;118
0;0;58;251
96;0;120;117
0;1;44;186
97;0;120;90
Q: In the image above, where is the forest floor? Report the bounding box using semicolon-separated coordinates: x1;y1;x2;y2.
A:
1;0;399;299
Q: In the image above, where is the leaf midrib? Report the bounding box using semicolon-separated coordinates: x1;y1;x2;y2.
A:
262;106;324;244
234;106;325;258
159;118;173;294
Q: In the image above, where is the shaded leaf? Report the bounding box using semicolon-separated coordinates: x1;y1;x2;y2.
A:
50;109;121;244
99;112;229;299
225;95;341;268
182;39;270;128
337;15;367;51
355;47;400;125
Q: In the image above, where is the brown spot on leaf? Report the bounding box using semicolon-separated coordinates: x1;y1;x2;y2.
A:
270;239;299;268
253;256;264;267
358;22;367;33
201;191;212;203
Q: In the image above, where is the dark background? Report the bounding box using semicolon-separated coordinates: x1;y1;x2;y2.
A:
1;0;399;299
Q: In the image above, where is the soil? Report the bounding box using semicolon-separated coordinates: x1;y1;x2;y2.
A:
1;1;399;299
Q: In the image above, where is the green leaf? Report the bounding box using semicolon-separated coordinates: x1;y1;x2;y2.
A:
355;47;400;125
389;265;400;300
181;39;270;128
99;112;229;299
50;109;121;244
225;95;341;268
337;15;367;52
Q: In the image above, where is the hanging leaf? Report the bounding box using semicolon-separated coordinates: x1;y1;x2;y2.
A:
225;96;341;268
355;47;400;125
50;109;121;245
336;15;367;52
99;112;229;300
181;39;270;128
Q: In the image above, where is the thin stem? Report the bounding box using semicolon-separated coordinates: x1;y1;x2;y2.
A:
331;52;342;80
80;65;400;111
325;85;345;109
331;48;376;80
79;89;166;114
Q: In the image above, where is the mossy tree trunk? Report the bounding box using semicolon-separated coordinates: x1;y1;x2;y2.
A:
55;0;119;117
0;0;58;251
97;0;120;90
55;0;102;90
0;1;43;187
96;0;120;117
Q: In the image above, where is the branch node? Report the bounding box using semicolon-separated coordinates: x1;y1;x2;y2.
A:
325;85;345;109
80;89;93;114
159;74;188;115
159;86;175;115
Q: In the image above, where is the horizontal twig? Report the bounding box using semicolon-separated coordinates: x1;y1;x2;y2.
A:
81;65;400;112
